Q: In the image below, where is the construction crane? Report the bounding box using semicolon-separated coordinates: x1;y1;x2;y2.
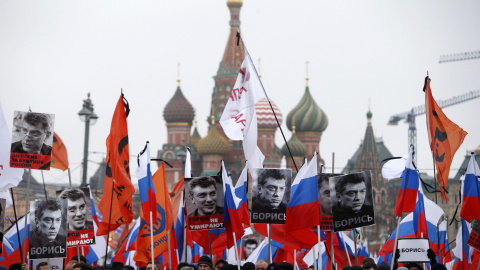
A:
387;89;480;164
439;50;480;63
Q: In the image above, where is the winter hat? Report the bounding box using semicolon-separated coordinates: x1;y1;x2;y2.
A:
198;256;213;269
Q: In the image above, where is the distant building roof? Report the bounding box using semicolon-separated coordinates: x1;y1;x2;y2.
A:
342;136;394;174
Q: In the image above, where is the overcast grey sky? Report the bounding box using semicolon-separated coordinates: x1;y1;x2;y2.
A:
1;1;479;188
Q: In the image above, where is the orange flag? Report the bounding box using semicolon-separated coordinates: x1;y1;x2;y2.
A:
97;93;135;235
51;132;69;171
425;76;467;201
134;162;173;263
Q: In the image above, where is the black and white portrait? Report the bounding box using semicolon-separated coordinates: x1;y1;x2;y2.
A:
184;176;224;230
244;238;258;259
251;168;292;224
29;199;67;259
10;111;55;170
329;171;375;231
57;187;96;246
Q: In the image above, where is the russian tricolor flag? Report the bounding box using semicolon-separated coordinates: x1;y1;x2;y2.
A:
413;187;429;239
222;161;244;248
286;155;320;232
434;219;452;265
460;152;480;223
394;146;419;217
245;239;279;263
453;219;473;270
235;166;250;229
136;142;157;224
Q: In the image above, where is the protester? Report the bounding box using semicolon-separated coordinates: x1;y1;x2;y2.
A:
377;262;390;270
277;262;293;270
146;261;162;270
404;263;422;270
214;260;227;270
361;257;376;270
255;260;268;270
112;262;125;270
69;255;87;264
73;264;92;270
243;262;255;270
266;263;280;270
66;261;78;270
197;256;213;270
178;263;193;270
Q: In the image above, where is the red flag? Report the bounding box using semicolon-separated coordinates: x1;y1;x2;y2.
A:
97;93;135;235
51;132;69;171
425;76;467;201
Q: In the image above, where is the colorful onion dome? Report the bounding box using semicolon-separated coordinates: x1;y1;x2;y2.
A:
281;126;306;157
256;98;282;129
191;120;202;146
227;0;242;8
197;117;230;155
286;85;328;133
163;82;195;124
367;109;372;119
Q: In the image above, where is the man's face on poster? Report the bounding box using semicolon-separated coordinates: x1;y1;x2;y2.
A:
258;177;286;208
67;197;87;230
318;180;332;215
336;181;366;212
36;209;62;241
191;184;217;215
245;243;257;259
19;121;49;154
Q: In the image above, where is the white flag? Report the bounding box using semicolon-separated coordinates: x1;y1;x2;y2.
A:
220;48;266;167
0;102;24;191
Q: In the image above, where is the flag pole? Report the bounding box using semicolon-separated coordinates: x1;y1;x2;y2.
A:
330;153;335;270
353;230;358;266
339;233;351;266
313;245;317;270
168;229;172;270
40;171;48;200
105;179;116;267
207;229;213;260
294;249;297;270
183;225;187;262
233;232;241;270
10;188;23;262
432;150;442;263
23;169;31;265
268;224;272;264
175;248;180;265
317;225;322;270
238;34;298;173
390;217;401;270
150;211;155;270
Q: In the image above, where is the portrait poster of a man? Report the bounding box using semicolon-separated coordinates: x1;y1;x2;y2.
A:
329;171;375;232
184;175;225;230
251;168;292;224
317;173;341;231
56;187;95;247
10;111;55;170
29;199;68;259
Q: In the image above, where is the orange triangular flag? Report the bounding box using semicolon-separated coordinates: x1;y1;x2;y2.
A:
51;132;69;171
425;76;467;201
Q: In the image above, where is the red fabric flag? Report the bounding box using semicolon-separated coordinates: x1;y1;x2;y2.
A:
51;132;69;171
97;93;135;235
425;76;467;201
134;163;174;263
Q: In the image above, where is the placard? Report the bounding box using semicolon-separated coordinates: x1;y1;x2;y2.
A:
397;238;430;262
32;258;64;270
329;171;375;231
251;168;292;224
185;176;224;230
56;187;95;247
29;199;67;259
318;173;342;231
10;111;55;170
468;219;480;250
